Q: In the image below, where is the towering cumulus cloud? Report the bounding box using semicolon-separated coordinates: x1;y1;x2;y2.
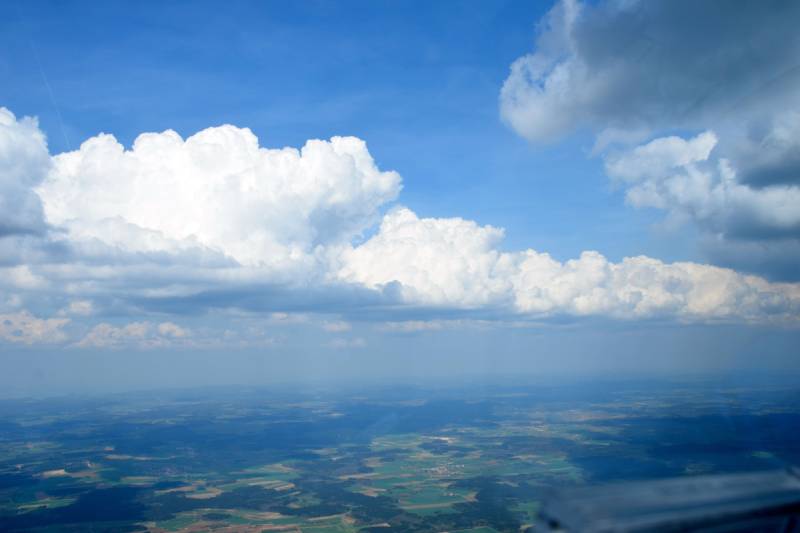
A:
0;108;50;237
501;0;800;280
337;208;512;307
40;126;401;272
0;104;799;349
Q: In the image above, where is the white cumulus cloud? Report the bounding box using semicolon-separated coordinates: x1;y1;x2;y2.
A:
0;107;797;328
39;125;401;273
338;207;800;322
605;132;800;240
157;321;190;338
0;108;50;236
0;265;49;290
0;310;69;344
61;300;94;317
337;208;513;307
511;251;800;320
77;321;192;349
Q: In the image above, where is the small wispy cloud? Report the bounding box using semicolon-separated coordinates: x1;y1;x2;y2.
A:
326;337;366;349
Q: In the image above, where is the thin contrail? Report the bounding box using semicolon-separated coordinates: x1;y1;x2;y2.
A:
14;1;72;151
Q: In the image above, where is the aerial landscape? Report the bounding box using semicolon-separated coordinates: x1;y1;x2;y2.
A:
2;380;799;532
1;0;800;530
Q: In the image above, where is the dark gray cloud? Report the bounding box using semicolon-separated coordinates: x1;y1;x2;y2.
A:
575;1;800;131
729;112;800;188
502;0;800;143
502;0;800;279
701;236;800;283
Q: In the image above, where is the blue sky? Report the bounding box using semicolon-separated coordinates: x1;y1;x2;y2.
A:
2;0;680;263
1;0;799;395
